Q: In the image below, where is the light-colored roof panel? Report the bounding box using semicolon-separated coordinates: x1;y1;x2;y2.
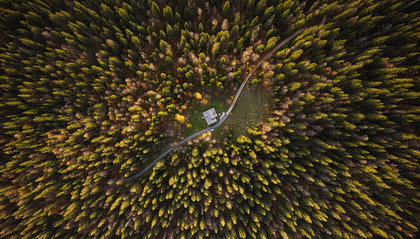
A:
202;108;218;125
205;117;217;125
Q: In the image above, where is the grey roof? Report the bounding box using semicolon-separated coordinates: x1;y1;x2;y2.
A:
202;108;218;125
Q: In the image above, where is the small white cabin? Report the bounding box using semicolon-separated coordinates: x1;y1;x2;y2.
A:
202;108;218;125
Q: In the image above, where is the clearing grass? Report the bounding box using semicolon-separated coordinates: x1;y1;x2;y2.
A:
216;84;271;138
181;84;270;139
181;94;229;137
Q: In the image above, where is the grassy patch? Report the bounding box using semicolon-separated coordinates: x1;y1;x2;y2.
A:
181;84;271;139
219;84;271;138
182;94;229;137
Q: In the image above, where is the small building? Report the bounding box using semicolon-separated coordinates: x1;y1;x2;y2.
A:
202;108;218;125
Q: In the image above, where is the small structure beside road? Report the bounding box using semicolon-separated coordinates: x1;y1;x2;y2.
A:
202;108;218;125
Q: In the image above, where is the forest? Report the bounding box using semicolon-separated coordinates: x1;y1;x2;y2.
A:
0;0;419;238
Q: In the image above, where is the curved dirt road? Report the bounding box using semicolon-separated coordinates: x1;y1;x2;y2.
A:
97;20;325;193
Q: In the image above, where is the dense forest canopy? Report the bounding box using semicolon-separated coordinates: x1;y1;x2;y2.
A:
1;0;419;238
